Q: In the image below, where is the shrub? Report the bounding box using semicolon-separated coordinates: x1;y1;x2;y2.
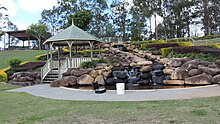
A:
0;70;7;82
161;48;172;57
80;60;98;68
9;59;22;68
193;34;220;40
178;42;193;46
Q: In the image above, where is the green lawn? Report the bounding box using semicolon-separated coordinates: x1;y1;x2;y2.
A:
0;50;46;69
1;83;220;124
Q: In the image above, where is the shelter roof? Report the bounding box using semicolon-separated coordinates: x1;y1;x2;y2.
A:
43;25;103;46
5;30;37;41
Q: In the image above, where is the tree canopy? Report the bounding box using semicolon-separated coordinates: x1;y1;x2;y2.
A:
39;0;220;41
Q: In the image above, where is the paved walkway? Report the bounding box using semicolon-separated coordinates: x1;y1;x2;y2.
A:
7;84;220;101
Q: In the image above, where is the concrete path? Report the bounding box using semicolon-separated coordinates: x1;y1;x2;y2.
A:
7;84;220;101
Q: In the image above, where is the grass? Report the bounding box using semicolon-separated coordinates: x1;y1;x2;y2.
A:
0;50;46;69
1;83;220;123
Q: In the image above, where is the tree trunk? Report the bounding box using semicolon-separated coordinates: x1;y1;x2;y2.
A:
203;0;210;35
38;38;41;50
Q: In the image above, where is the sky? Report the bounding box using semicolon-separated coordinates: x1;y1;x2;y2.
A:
0;0;58;30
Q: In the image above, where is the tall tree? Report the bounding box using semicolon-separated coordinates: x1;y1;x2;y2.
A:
110;0;130;41
26;23;50;50
65;10;93;30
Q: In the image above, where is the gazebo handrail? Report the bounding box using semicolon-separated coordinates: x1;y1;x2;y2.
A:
41;58;52;82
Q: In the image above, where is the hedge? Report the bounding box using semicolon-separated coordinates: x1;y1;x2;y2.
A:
208;44;220;49
141;42;193;50
178;42;193;46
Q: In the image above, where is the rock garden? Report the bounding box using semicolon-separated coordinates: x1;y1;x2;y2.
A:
50;42;220;89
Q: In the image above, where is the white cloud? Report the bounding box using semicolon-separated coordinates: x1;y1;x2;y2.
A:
12;20;29;30
17;0;58;13
0;0;18;17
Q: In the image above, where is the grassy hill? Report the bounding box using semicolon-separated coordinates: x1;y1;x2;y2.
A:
0;50;46;69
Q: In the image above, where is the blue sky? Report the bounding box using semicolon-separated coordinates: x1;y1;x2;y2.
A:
0;0;58;30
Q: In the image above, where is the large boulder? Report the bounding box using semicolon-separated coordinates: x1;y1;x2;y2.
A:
163;80;185;85
50;79;61;87
71;69;91;77
103;70;112;79
77;74;94;85
163;68;173;75
169;59;182;67
188;69;202;77
95;75;105;85
61;76;77;86
185;73;212;85
198;66;220;76
140;66;152;72
212;74;220;84
181;60;200;70
89;70;98;78
171;68;189;80
140;73;151;79
8;81;33;86
136;61;153;66
152;64;165;71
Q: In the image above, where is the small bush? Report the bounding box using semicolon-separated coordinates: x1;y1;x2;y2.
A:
80;60;98;68
0;70;7;82
161;48;172;57
9;59;22;68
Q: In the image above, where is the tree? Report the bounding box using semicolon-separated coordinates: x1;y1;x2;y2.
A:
26;24;50;50
110;0;130;41
65;10;93;30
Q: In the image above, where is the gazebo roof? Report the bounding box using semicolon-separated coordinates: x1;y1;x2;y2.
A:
43;25;103;46
5;30;37;41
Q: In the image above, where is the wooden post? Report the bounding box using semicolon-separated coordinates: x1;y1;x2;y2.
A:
8;34;10;50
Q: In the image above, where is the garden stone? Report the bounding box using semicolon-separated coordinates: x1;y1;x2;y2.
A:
62;69;71;77
152;75;166;84
151;70;163;77
188;69;202;77
50;79;61;87
212;74;220;84
169;59;182;67
130;62;137;67
25;76;34;81
171;68;189;80
152;64;165;71
8;81;33;86
160;58;170;65
103;70;112;79
14;77;27;82
138;80;150;85
140;73;151;79
112;63;120;67
136;61;153;66
33;79;41;84
105;66;112;71
61;76;77;86
95;75;105;85
198;66;220;76
89;70;98;78
113;71;128;79
185;73;212;85
140;66;152;72
106;78;116;85
77;74;94;85
215;60;220;67
163;68;173;75
181;60;200;70
163;80;185;85
121;62;130;67
71;69;90;77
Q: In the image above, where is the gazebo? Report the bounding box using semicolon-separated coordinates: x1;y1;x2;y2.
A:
41;24;103;83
